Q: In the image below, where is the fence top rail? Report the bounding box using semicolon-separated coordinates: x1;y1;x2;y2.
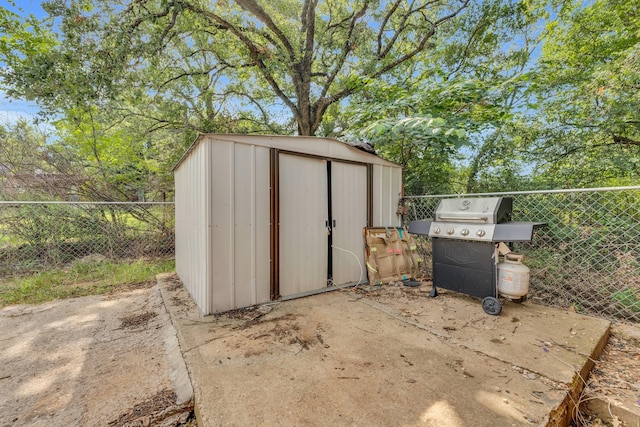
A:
0;201;175;205
404;185;640;199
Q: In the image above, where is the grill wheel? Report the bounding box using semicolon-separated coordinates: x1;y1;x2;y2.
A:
482;296;502;316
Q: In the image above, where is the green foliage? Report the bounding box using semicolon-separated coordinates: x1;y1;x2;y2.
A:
0;119;51;184
524;0;640;188
0;0;475;201
612;289;640;313
49;107;180;201
3;0;471;136
1;0;639;196
0;4;56;71
345;76;513;194
0;203;175;276
0;259;175;307
2;204;92;246
341;0;549;194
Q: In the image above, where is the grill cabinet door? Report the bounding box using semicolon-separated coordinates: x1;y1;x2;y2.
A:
432;239;497;299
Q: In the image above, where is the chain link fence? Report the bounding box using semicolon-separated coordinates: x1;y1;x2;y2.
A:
0;202;174;278
3;189;639;323
404;186;640;324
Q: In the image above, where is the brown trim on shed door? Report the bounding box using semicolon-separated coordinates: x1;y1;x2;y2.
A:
270;148;280;300
366;164;373;227
277;149;369;166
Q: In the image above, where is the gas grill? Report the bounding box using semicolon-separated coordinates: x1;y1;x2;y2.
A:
408;197;544;315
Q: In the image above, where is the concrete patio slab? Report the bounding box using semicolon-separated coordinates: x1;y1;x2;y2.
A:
157;274;610;427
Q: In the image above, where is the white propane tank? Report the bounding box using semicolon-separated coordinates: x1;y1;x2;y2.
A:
498;253;530;300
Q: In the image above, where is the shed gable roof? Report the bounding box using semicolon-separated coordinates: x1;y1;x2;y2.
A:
173;134;400;171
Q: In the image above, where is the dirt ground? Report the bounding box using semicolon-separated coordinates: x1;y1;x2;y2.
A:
579;329;640;426
0;283;193;427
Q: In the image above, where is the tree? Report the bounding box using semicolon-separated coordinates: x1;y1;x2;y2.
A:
344;78;497;194
9;0;637;197
525;0;640;187
343;0;546;194
0;120;52;200
428;0;551;193
4;0;471;137
0;3;56;71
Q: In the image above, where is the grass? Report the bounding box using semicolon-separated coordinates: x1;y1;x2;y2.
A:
0;258;175;307
612;288;640;313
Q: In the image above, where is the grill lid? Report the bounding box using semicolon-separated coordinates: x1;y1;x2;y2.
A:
408;196;544;242
434;197;512;224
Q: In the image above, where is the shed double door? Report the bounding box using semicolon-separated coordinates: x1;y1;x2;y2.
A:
279;154;367;297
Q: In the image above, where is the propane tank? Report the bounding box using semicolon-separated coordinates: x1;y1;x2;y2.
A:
498;253;530;300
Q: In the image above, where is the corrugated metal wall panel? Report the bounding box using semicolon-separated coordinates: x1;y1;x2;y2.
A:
189;134;398;168
233;143;252;308
253;146;272;305
209;140;234;313
391;166;402;226
372;165;385;226
372;165;402;227
233;144;271;308
200;142;213;315
279;154;328;296
331;162;367;285
175;141;212;314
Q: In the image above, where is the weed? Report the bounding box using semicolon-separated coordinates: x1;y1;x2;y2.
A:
0;259;174;307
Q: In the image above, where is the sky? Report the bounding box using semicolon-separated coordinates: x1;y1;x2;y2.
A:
0;0;49;126
3;0;46;16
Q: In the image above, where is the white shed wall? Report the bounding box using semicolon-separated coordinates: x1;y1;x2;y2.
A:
176;139;271;315
206;142;271;314
372;164;402;227
175;134;402;314
208;134;397;167
232;144;271;309
175;141;212;314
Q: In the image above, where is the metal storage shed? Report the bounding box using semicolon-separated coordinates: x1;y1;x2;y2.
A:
174;134;402;315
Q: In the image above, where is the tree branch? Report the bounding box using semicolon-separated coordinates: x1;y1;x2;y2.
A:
302;0;317;74
127;0;176;33
372;0;470;78
447;16;486;79
319;2;369;101
377;0;403;58
180;2;300;122
157;64;229;91
310;0;470;134
234;0;296;61
612;135;640;147
378;0;442;60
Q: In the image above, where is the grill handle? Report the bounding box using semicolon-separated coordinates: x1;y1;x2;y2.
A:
436;215;489;223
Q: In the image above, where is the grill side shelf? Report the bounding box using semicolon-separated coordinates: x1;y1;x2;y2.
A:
493;222;546;242
407;220;433;236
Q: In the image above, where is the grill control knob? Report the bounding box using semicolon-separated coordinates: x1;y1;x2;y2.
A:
461;228;469;236
447;228;455;235
434;227;441;234
476;229;486;237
